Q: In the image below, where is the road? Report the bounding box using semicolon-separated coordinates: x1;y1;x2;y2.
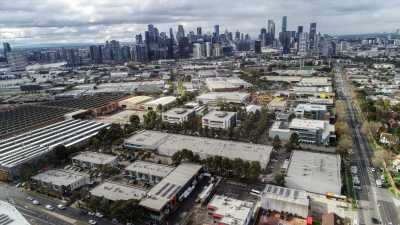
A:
0;182;117;225
335;66;400;225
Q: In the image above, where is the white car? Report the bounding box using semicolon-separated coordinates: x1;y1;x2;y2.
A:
88;212;95;216
88;219;97;225
57;204;66;210
95;212;103;218
45;205;54;210
32;200;40;205
26;196;33;201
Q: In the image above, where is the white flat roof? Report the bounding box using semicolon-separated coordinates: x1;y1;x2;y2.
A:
262;184;309;207
0;200;31;225
32;169;88;187
140;163;202;211
202;110;236;121
208;195;254;225
119;96;153;105
90;181;148;201
125;160;174;178
285;151;342;195
163;108;195;118
197;92;250;103
144;96;176;106
72;151;117;165
289;118;326;130
295;104;327;112
125;131;272;168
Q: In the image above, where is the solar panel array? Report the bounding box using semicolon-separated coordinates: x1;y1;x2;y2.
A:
42;93;126;110
0;105;72;138
0;214;13;225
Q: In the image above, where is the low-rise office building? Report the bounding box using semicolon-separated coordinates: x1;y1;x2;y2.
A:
143;96;177;111
269;118;335;145
124;131;272;169
72;151;118;169
31;169;90;195
125;160;175;185
285;151;342;195
139;163;202;223
294;104;328;120
207;195;254;225
261;184;309;218
197;92;250;106
162;108;196;124
202;110;237;129
90;181;147;202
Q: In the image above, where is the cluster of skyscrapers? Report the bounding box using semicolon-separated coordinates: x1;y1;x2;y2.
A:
256;16;334;56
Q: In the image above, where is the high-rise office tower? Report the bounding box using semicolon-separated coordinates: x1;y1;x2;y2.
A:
309;22;317;50
135;34;143;44
267;20;275;43
205;42;212;58
213;43;222;57
282;16;287;33
89;45;103;64
297;26;303;40
298;32;309;56
177;25;185;41
254;40;262;54
235;30;241;41
169;28;175;42
214;25;220;37
3;42;11;59
193;43;203;59
197;27;202;36
260;28;267;47
281;31;292;54
7;51;28;71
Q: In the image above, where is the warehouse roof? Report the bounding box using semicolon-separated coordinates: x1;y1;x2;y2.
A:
72;151;117;166
208;195;254;225
118;95;153;106
125;161;174;178
285;151;342;195
90;181;147;201
32;169;88;187
0;119;109;170
0;200;31;225
140;163;202;212
262;184;309;207
144;96;177;107
125;131;272;168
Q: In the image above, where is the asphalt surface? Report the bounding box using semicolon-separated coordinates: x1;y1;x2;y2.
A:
335;66;400;225
0;182;119;225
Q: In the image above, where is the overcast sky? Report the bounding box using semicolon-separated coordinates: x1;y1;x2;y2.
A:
0;0;399;46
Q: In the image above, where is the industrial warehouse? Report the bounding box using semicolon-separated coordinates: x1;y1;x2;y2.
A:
0;119;109;181
124;130;272;169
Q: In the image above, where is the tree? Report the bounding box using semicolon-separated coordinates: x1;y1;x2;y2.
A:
143;110;161;130
274;172;285;186
53;145;69;163
337;136;353;156
129;115;140;128
286;133;300;151
372;150;394;168
272;135;282;151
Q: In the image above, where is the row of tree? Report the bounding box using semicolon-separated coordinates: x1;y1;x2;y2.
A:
171;149;262;181
85;197;146;224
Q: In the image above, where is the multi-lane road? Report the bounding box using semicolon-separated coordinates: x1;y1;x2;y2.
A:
335;66;399;225
0;182;117;225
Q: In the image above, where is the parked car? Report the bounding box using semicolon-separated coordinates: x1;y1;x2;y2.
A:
88;219;97;225
32;200;40;205
95;212;104;218
57;204;66;210
45;205;54;210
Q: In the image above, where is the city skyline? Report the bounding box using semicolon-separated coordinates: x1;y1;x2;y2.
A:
0;0;400;46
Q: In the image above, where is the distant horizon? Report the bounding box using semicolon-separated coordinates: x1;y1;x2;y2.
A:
2;31;398;49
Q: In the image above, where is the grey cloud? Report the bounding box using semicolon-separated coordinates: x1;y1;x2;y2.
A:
0;0;399;45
